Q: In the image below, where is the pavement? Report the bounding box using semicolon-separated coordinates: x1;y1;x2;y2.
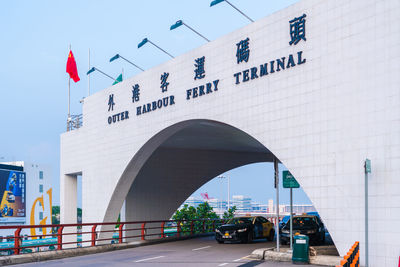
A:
11;236;320;267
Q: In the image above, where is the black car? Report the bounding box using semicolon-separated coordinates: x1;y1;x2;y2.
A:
215;216;275;244
280;215;325;245
279;215;290;231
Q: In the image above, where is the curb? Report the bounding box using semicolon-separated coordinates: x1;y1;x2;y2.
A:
250;248;341;266
0;233;213;266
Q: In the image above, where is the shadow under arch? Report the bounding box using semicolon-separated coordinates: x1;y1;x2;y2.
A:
99;119;280;240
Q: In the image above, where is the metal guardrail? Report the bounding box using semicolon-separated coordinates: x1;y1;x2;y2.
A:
0;219;225;256
67;114;83;131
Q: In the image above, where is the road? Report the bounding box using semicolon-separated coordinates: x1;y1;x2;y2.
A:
17;236;318;267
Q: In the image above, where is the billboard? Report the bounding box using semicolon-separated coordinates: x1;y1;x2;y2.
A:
0;169;25;223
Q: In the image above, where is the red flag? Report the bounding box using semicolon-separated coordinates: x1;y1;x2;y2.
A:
66;50;80;82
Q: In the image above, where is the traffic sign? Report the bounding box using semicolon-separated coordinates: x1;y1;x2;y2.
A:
365;159;371;173
282;170;300;188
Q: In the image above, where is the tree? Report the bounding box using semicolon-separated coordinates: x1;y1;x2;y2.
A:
223;206;237;220
172;202;219;234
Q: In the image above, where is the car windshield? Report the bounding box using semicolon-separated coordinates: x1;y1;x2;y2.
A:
227;217;253;225
290;217;317;227
282;216;290;223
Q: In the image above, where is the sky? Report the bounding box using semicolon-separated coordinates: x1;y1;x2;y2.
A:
0;0;312;207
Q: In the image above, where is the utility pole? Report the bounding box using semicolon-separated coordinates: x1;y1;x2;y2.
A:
274;157;280;252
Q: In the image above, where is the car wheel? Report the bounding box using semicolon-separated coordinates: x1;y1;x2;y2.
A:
267;229;275;241
242;232;253;243
320;233;326;245
247;232;253;243
217;240;224;244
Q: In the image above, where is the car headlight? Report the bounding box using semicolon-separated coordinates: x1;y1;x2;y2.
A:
237;228;247;233
306;229;316;234
281;230;289;234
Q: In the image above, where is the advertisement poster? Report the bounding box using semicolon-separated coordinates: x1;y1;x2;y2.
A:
0;169;25;223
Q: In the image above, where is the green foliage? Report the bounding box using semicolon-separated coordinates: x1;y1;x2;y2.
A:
172;202;219;235
223;206;237;220
51;206;83;225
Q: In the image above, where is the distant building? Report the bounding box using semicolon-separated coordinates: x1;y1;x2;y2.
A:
232;195;252;212
0;162;52;239
284;205;316;214
180;196;203;208
208;198;227;211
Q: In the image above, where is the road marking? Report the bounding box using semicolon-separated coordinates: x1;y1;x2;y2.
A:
134;255;165;262
192;245;211;251
233;258;242;262
218;263;228;266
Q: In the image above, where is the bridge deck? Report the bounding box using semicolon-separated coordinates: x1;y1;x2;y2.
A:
17;236;318;266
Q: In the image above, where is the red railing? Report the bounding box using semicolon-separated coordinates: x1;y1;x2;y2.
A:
0;216;284;256
0;219;225;256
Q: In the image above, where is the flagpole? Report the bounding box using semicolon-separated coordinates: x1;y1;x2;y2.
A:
68;44;71;131
88;48;90;96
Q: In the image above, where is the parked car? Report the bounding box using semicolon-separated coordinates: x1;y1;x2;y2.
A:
280;215;325;245
215;216;275;244
306;212;332;244
279;215;290;231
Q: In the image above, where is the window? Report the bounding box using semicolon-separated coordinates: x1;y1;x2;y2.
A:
39;212;43;220
39;171;43;179
39;184;43;193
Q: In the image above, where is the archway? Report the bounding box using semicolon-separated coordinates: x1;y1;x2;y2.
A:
99;119;285;240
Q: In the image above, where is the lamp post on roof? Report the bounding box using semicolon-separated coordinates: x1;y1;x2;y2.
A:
109;54;145;72
170;20;210;42
217;175;230;211
86;67;117;83
210;0;254;22
137;38;174;58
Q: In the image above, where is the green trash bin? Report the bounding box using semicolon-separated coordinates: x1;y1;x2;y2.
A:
292;234;309;264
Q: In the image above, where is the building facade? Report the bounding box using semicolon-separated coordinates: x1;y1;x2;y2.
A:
0;162;52;239
60;0;400;265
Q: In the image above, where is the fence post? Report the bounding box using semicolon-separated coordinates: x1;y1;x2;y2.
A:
91;224;97;246
57;226;64;250
161;222;165;238
190;221;194;235
177;221;181;238
13;228;21;255
119;223;124;243
141;223;146;240
202;220;206;233
212;220;215;232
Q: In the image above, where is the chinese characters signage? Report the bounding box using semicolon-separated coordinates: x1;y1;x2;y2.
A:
105;14;307;125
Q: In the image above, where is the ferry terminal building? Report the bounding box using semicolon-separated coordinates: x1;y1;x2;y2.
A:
60;0;400;266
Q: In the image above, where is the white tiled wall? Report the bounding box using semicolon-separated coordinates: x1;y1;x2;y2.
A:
60;0;400;265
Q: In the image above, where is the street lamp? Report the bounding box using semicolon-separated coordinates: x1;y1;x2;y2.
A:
137;38;174;58
86;67;117;83
110;54;144;72
170;20;210;42
218;175;230;210
210;0;254;22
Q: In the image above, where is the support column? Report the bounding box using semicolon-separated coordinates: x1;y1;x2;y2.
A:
60;174;77;248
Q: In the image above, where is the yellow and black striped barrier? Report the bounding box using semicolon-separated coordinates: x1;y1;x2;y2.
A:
336;241;359;267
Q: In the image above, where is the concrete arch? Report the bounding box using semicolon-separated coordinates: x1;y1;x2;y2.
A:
102;119;278;226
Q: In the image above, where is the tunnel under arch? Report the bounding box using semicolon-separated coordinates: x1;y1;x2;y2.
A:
103;119;281;225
